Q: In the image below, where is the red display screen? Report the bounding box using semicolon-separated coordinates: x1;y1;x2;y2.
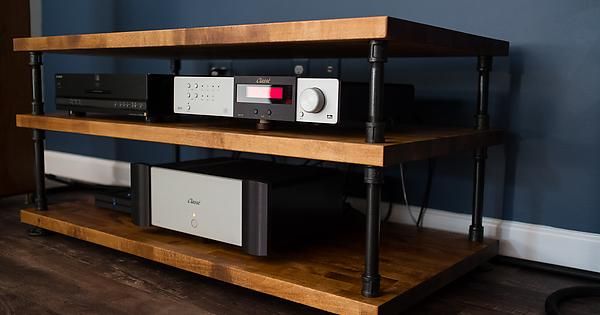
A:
245;86;284;99
236;84;293;105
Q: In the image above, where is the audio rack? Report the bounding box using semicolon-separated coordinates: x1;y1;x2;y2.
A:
14;16;508;314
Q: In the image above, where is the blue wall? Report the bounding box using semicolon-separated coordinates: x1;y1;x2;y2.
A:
42;0;600;233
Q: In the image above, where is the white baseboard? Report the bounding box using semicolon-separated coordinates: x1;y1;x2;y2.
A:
45;150;600;273
349;199;600;272
45;150;130;186
348;198;600;273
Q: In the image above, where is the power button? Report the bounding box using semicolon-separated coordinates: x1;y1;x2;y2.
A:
191;218;198;228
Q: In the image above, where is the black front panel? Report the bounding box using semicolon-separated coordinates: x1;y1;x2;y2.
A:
55;73;149;100
234;76;296;122
56;98;147;114
55;73;173;118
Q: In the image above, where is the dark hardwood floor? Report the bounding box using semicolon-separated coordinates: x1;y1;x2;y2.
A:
1;191;598;314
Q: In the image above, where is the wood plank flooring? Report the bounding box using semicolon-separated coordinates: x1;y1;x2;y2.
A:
1;192;598;314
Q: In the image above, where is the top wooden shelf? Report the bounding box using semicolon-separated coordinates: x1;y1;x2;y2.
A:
13;16;508;58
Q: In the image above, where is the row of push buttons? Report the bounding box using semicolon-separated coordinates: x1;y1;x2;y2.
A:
187;93;215;98
113;101;144;110
186;83;220;89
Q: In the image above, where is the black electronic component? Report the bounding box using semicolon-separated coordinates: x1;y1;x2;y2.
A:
55;73;174;121
94;188;132;214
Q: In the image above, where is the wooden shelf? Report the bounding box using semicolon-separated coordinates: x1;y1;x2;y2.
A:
21;199;498;315
16;114;503;166
13;16;508;58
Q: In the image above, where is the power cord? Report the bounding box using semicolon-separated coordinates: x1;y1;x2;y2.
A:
384;159;435;227
546;286;600;315
398;163;419;225
416;159;436;227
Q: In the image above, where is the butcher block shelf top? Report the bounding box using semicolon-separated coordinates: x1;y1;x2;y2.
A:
13;16;509;58
16;114;503;166
21;199;498;315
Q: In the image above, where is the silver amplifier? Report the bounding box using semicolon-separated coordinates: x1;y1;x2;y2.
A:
131;158;345;256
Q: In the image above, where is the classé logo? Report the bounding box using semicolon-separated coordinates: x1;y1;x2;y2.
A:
256;77;271;84
187;198;201;206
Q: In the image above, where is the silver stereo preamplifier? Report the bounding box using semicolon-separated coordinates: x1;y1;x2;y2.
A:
174;76;340;124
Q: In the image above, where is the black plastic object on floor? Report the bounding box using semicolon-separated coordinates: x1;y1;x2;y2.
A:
545;286;600;315
94;188;132;214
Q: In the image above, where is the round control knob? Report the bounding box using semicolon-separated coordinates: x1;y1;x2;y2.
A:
299;88;325;113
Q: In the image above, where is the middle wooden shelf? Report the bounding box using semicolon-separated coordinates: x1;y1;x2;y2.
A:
17;113;502;166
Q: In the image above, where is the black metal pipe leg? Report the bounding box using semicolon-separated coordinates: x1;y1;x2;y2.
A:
366;40;387;143
362;40;387;297
28;52;48;237
362;166;383;297
30;52;47;212
32;129;46;210
469;56;492;242
170;58;182;162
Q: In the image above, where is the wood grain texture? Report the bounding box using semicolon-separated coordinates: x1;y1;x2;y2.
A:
21;199;498;315
13;16;509;58
15;114;503;166
0;193;324;315
0;0;34;197
2;194;598;314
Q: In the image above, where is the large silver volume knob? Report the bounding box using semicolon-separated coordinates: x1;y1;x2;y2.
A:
299;88;325;113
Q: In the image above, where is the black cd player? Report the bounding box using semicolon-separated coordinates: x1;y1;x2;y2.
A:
55;73;174;121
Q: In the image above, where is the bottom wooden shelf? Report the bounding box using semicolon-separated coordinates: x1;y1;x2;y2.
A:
21;200;498;315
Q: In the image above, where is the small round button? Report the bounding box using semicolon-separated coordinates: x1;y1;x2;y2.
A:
187;83;191;88
187;93;191;98
191;218;198;228
299;88;325;113
194;83;199;88
267;109;272;116
186;105;191;110
253;108;259;114
194;93;198;98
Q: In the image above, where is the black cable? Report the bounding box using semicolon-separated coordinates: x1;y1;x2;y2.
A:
387;160;435;226
545;286;600;315
416;159;436;228
399;163;418;224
